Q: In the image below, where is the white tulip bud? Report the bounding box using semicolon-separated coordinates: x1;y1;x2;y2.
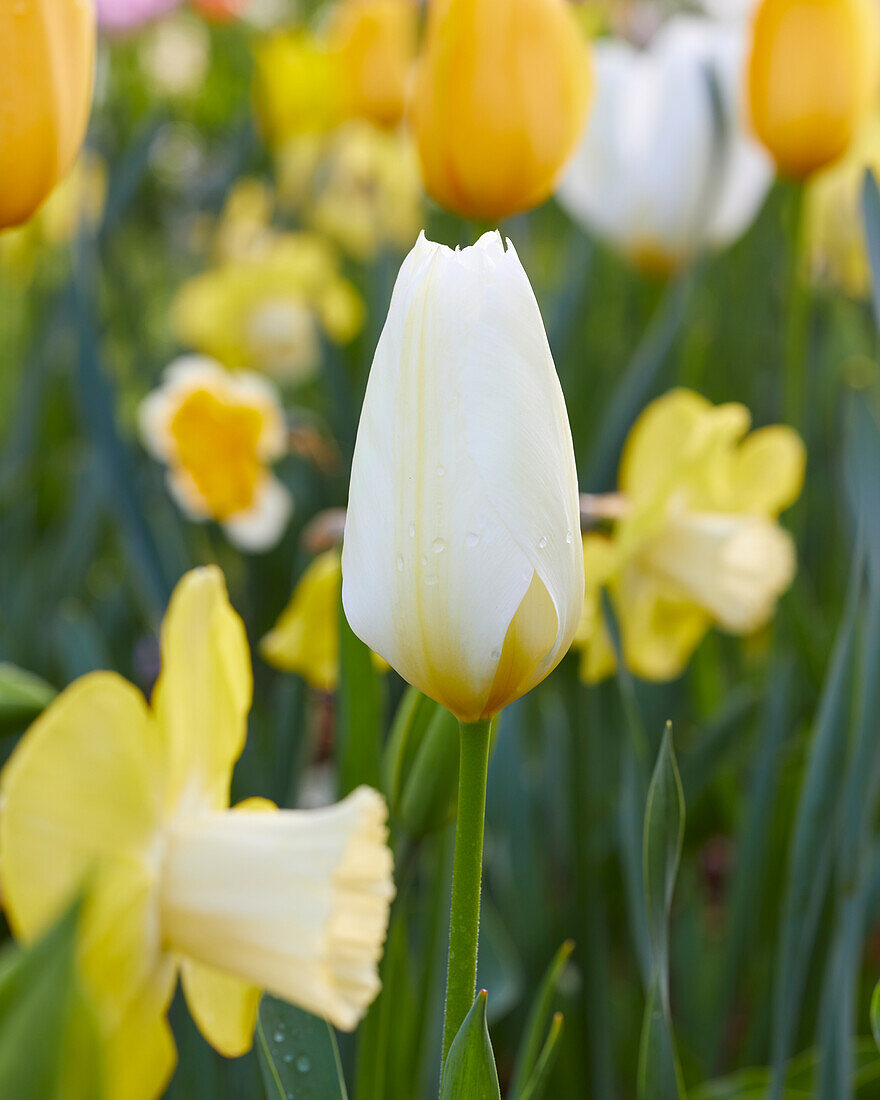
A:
342;231;584;722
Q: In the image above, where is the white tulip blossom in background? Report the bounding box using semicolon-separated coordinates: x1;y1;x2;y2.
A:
342;231;584;723
557;17;774;272
140;356;292;552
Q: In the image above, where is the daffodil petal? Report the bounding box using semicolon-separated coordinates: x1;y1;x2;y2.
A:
260;549;342;691
179;959;261;1058
729;425;806;515
617;568;711;681
153;567;252;813
0;672;165;1018
619;388;714;501
104;958;178;1100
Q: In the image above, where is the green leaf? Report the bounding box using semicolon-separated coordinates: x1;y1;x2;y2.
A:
440;990;501;1100
337;597;383;795
398;701;460;837
0;661;56;727
861;168;880;342
256;996;348;1100
638;723;686;1100
872;980;880;1051
518;1014;564;1100
510;940;573;1099
0;900;101;1100
382;686;438;809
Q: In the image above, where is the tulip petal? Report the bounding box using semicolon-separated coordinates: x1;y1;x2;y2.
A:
343;233;582;720
0;673;166;1019
180;959;261;1058
153;566;252;813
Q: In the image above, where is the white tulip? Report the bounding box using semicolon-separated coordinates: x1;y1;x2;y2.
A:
557;17;774;270
342;232;584;722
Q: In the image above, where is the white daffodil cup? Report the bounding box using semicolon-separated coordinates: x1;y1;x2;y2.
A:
341;231;584;724
557;17;774;271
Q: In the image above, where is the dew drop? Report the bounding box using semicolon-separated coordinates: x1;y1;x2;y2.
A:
283;1053;294;1064
436;464;445;477
424;574;438;586
273;1030;285;1043
396;554;404;573
491;647;501;661
432;537;445;554
538;536;548;549
296;1055;311;1073
408;523;416;538
565;530;573;544
421;554;428;566
465;532;480;548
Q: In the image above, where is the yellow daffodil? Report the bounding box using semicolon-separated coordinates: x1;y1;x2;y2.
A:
0;566;395;1100
806;113;880;295
328;0;417;129
575;389;805;682
0;0;96;229
139;356;293;551
172;233;365;382
262;550;344;691
747;0;880;178
261;548;387;691
342;232;584;722
277;121;422;260
0;152;107;283
210;176;276;262
409;0;592;220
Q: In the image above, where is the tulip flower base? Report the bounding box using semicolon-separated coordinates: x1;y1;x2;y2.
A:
442;716;496;1070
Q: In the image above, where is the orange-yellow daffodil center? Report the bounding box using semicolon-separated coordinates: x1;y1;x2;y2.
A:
169;389;266;519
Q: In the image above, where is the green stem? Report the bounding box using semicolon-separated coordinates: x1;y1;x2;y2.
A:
783;180;809;431
441;716;495;1068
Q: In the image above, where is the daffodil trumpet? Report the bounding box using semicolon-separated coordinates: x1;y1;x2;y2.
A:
0;567;394;1100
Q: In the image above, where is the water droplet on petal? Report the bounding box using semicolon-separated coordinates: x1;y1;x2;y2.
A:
491;647;501;660
436;464;445;477
538;536;548;549
421;554;428;566
396;554;404;572
432;537;445;554
465;532;480;548
408;523;416;538
424;574;438;586
565;530;573;544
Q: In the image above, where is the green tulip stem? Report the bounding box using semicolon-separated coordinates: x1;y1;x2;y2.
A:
441;715;495;1069
783;179;809;432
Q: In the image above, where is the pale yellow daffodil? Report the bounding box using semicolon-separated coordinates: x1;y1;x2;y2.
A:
575;389;805;682
172;233;365;383
0;566;395;1100
139;356;293;551
261;548;387;691
276;121;422;261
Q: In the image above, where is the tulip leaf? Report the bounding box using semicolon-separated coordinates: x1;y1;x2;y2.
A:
256;996;348;1100
399;702;460;837
872;980;880;1051
509;940;572;1098
382;686;438;808
0;900;102;1100
517;1013;564;1100
637;723;686;1100
769;548;864;1093
860;168;880;343
440;990;501;1100
0;661;56;727
337;596;383;795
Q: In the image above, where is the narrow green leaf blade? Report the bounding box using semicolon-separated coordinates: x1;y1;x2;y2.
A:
440;990;501;1100
860;168;880;340
871;980;880;1051
0;662;56;727
518;1014;564;1100
338;598;383;795
510;940;573;1098
256;996;348;1100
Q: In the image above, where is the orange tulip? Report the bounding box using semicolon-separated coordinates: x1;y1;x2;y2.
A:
330;0;418;128
410;0;592;220
0;0;96;229
747;0;880;178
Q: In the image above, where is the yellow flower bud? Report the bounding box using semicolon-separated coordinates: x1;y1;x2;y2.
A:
410;0;593;220
330;0;418;129
0;0;96;229
747;0;880;178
